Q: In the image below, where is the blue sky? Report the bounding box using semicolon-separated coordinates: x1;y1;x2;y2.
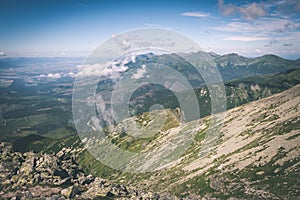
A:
0;0;300;58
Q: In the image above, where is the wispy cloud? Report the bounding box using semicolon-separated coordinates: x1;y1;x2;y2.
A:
218;0;300;21
277;32;300;41
268;0;300;14
213;18;300;34
181;12;210;18
239;2;267;20
223;36;270;42
144;23;162;27
218;0;266;20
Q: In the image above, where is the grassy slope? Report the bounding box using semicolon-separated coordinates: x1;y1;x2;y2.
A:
8;69;300;199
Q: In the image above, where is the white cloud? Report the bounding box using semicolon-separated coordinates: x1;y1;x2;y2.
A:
131;55;136;63
218;0;266;20
48;73;62;78
239;2;266;20
181;12;210;18
121;40;131;50
76;54;138;79
39;72;77;78
131;64;148;79
268;0;300;14
255;49;261;53
120;54;135;65
77;62;128;79
39;73;62;78
223;35;270;41
67;72;76;77
218;0;236;16
144;23;162;27
218;0;300;20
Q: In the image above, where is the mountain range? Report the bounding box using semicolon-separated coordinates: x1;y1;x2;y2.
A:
0;52;299;199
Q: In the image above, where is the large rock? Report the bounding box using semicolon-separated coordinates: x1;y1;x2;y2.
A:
60;185;79;198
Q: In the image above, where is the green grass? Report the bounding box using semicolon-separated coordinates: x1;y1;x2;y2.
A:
172;175;215;197
76;150;117;179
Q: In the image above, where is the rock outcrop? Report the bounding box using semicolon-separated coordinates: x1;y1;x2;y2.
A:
0;142;171;199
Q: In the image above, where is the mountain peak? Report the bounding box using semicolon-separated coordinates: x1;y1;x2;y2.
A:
260;54;281;58
223;53;246;58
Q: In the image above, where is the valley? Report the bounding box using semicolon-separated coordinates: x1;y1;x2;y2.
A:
0;53;299;199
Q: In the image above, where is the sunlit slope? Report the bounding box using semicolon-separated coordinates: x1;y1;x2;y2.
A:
13;83;300;199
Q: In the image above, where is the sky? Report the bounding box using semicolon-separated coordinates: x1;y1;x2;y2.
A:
0;0;300;58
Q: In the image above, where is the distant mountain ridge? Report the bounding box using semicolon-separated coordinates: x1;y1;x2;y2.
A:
128;51;300;84
213;53;299;80
1;52;298;82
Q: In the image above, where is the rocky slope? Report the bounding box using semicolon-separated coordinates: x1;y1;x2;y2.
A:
84;84;299;199
0;142;173;199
